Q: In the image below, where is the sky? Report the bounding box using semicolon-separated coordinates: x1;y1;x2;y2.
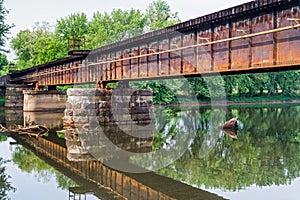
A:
3;0;251;60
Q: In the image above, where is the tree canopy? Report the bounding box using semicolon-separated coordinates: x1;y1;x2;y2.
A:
0;0;13;53
9;0;180;70
0;0;13;75
0;158;16;199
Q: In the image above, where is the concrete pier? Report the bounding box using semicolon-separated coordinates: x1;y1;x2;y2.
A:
5;84;26;109
23;90;66;112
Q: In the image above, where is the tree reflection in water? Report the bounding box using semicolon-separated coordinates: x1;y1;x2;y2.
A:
0;134;16;198
11;146;76;190
1;105;300;197
0;157;16;199
154;105;300;191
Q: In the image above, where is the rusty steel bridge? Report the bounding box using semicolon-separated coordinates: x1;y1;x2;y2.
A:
8;0;300;87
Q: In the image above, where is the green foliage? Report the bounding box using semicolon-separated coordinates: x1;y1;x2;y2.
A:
0;0;13;53
145;0;180;31
0;57;14;76
184;71;300;103
55;13;89;55
0;158;16;199
55;173;76;190
57;85;73;91
56;13;89;41
0;53;7;70
88;9;147;48
10;22;58;70
12;146;53;182
132;80;179;104
0;133;7;142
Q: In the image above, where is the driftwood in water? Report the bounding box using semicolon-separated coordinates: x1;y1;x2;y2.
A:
220;117;238;129
11;125;49;137
219;117;238;139
0;123;49;137
222;127;238;139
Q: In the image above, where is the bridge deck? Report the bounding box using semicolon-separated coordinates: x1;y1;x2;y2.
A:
9;0;300;86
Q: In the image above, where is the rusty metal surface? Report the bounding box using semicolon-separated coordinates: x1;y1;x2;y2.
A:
8;0;300;86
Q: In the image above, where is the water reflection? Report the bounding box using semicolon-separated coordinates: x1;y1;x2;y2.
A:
0;157;16;199
0;108;227;200
1;104;300;199
155;105;300;194
65;124;154;162
23;111;64;128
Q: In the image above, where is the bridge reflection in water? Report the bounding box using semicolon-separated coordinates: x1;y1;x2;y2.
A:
5;110;226;200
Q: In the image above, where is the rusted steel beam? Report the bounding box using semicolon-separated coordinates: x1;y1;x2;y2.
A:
17;21;300;85
87;23;300;68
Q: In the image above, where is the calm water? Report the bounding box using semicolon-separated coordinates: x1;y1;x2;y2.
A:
0;104;300;200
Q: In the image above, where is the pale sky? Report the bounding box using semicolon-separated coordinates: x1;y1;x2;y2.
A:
4;0;251;60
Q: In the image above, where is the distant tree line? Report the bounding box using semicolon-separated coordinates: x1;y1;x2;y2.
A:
132;70;300;104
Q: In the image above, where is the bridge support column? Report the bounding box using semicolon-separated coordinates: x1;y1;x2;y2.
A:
23;90;66;112
64;87;154;161
65;87;154;126
5;84;26;109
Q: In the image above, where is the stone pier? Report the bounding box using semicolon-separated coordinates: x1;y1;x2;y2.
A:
23;90;66;112
65;88;154;126
64;88;155;161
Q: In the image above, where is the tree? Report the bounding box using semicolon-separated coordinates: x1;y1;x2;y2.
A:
10;22;66;70
276;71;300;96
87;8;147;48
145;0;180;31
0;158;16;199
55;12;89;54
0;0;13;53
0;53;7;70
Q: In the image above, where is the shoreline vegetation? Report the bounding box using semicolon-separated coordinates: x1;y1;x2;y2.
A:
1;95;300;108
157;95;300;107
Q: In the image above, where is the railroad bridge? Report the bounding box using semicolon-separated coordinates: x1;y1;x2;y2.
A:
2;0;300;112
